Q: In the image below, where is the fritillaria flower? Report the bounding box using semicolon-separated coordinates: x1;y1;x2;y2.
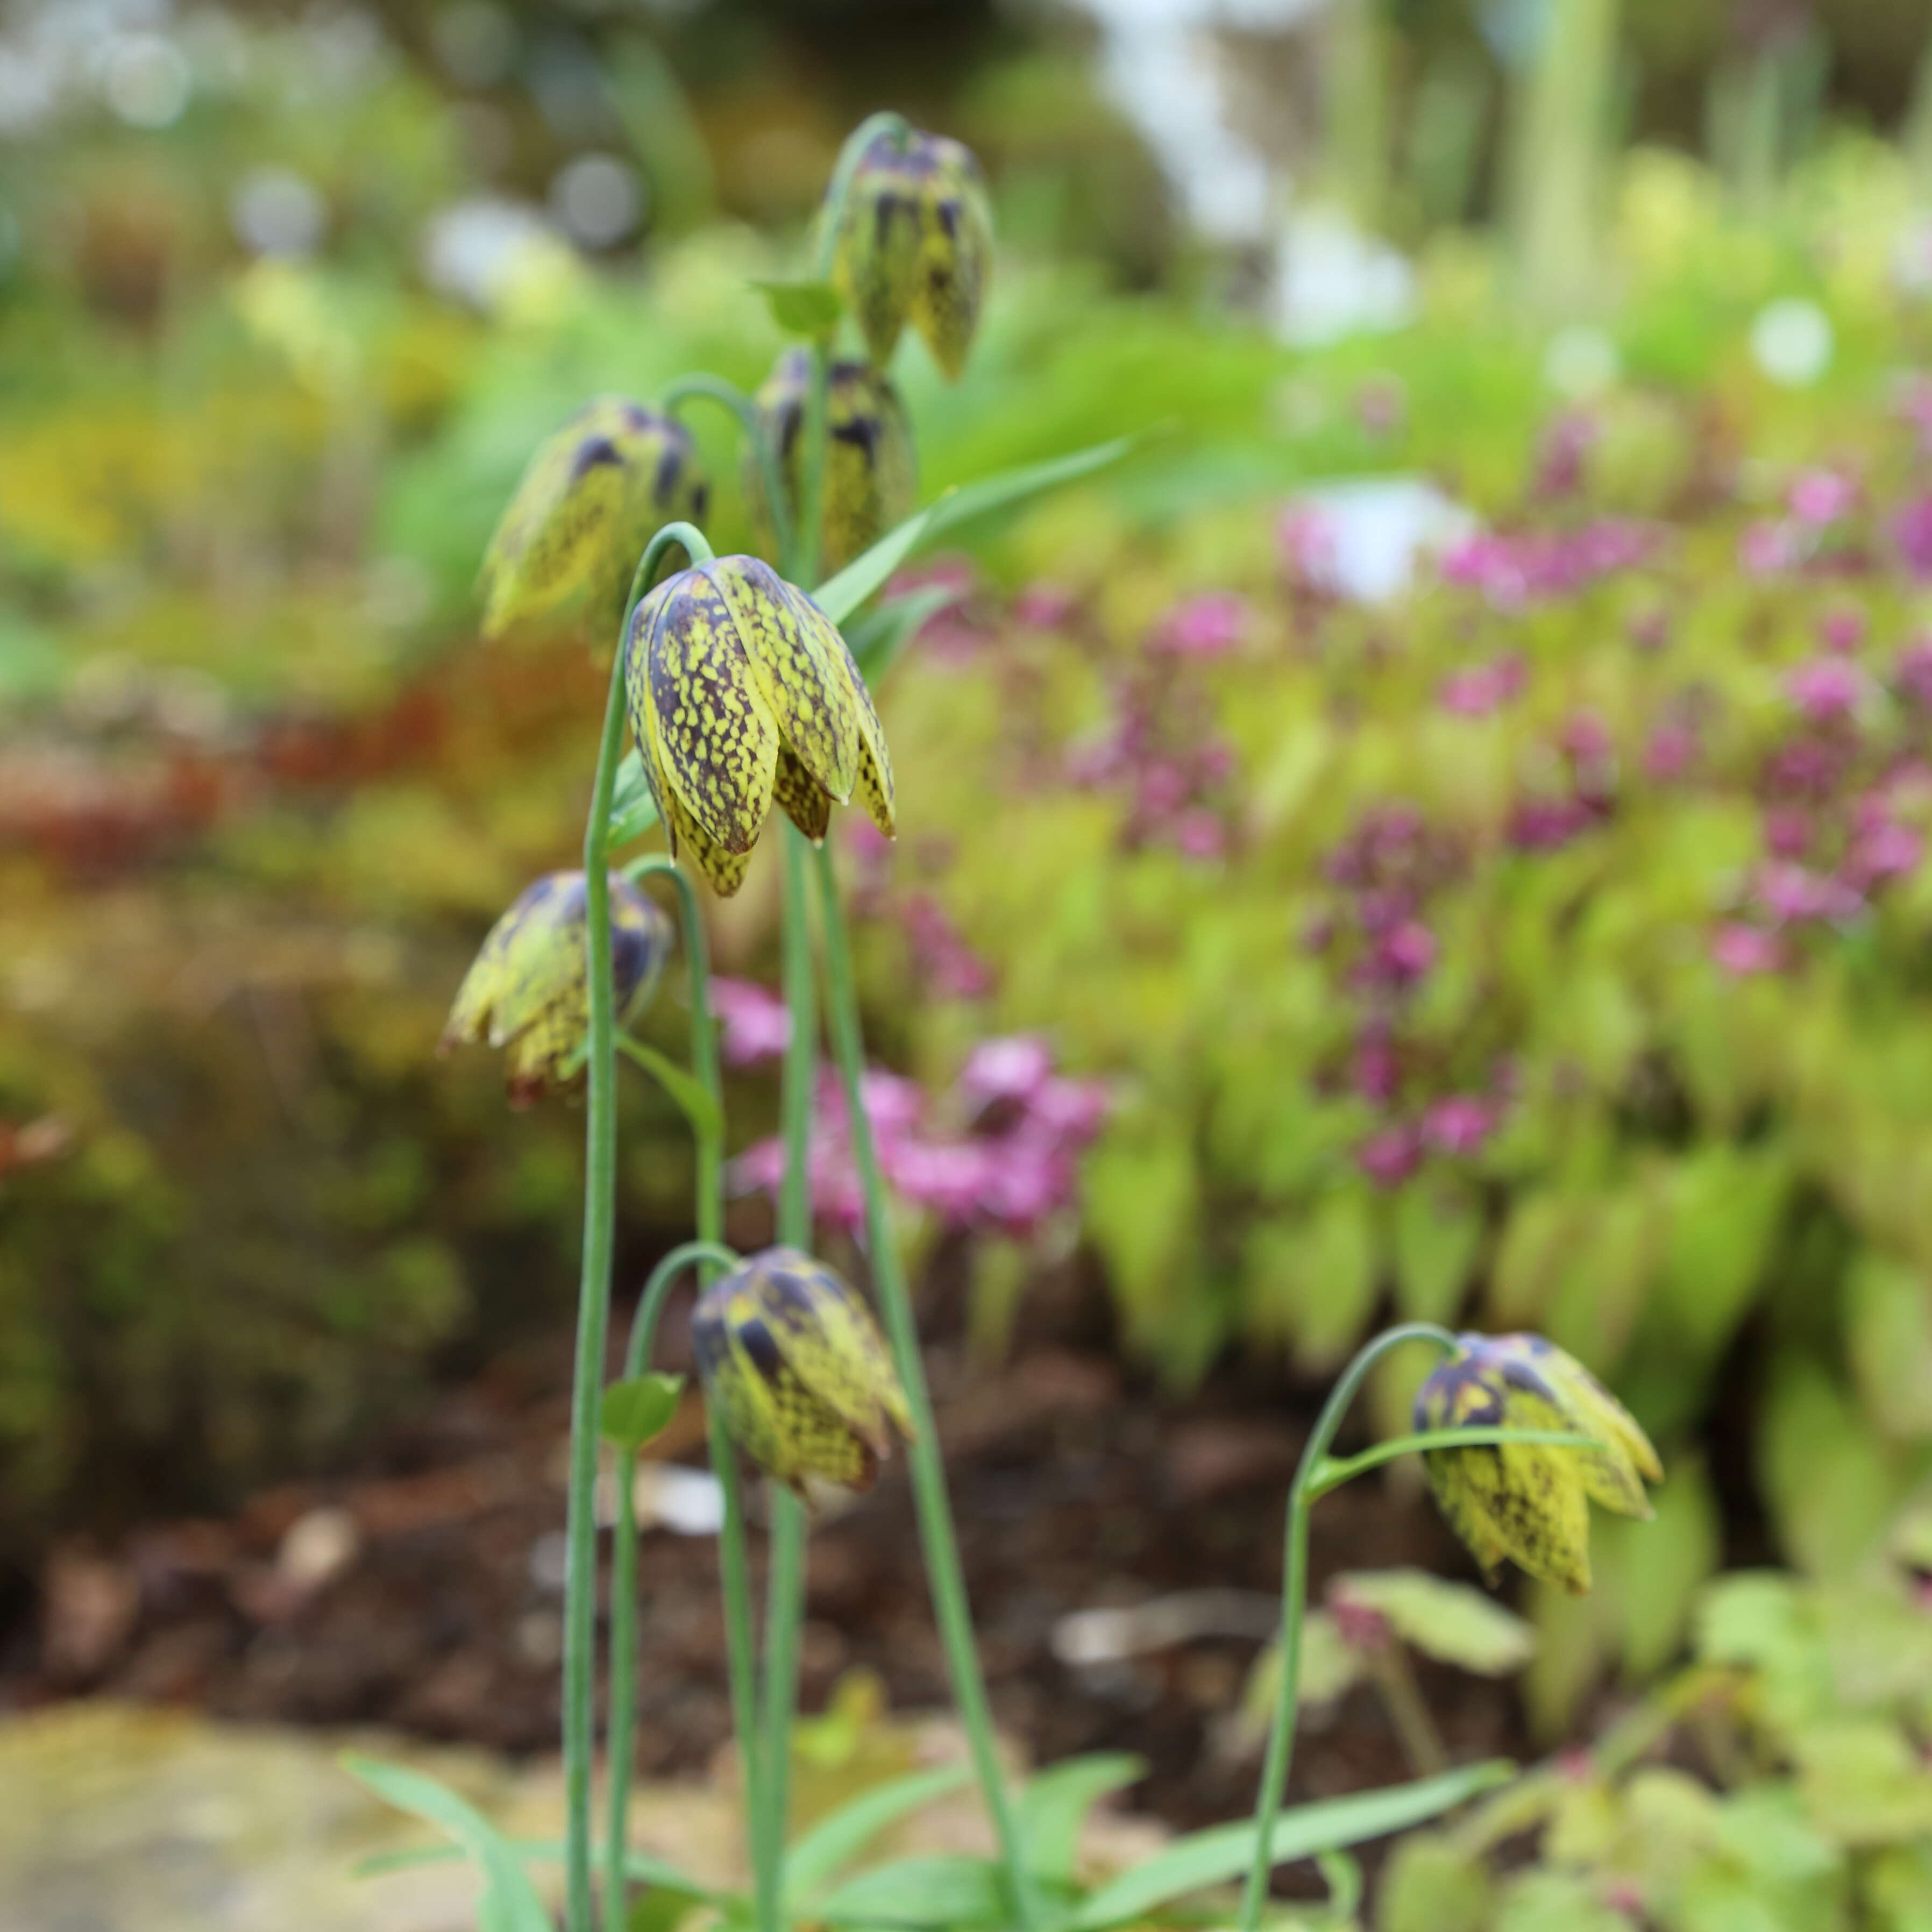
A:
750;349;917;575
829;126;992;379
440;871;672;1106
692;1247;914;1492
479;397;707;637
623;555;894;895
1414;1333;1661;1594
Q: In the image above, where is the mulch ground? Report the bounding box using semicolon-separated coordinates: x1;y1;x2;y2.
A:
0;1277;1532;1848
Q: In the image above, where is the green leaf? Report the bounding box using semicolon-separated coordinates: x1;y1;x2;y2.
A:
1329;1569;1535;1677
812;434;1136;627
784;1764;976;1905
813;501;947;627
848;584;960;683
1017;1753;1147;1887
600;1372;685;1452
352;1834;723;1906
922;436;1139;541
615;1036;722;1141
812;1853;1008;1929
341;1753;552;1932
1069;1762;1514;1929
754;279;844;337
608;747;662;846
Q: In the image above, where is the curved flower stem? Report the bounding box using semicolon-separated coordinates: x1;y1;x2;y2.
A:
663;373;794;575
755;827;819;1932
567;520;712;1932
1306;1425;1598;1502
1234;1322;1460;1932
811;840;1043;1932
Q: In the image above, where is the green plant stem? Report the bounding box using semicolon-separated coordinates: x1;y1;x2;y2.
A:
1367;1643;1449;1779
1307;1425;1598;1501
812;840;1042;1932
664;373;793;575
754;827;819;1932
604;1237;740;1932
1235;1323;1459;1932
568;521;710;1932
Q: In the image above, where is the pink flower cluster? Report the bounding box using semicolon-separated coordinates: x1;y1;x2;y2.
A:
732;1036;1111;1238
1067;665;1237;861
1439;652;1525;718
1150;592;1251;662
1438;520;1660;610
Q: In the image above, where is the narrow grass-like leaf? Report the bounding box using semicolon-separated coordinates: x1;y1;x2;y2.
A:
813;1852;1008;1929
922;436;1138;542
785;1763;977;1904
848;584;961;683
1018;1753;1147;1887
813;501;946;626
1069;1761;1514;1930
351;1832;724;1906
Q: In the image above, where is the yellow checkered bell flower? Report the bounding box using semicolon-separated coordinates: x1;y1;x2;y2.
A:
692;1247;915;1493
828;127;992;381
622;555;894;896
1414;1333;1662;1594
439;871;672;1107
479;397;708;638
750;349;917;576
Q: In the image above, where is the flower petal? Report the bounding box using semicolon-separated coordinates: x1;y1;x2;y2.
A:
773;744;832;842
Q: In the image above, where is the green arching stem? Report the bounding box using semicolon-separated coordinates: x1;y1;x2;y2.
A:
663;373;794;578
1307;1425;1600;1502
603;1237;741;1932
1234;1322;1460;1932
568;520;711;1932
811;840;1043;1932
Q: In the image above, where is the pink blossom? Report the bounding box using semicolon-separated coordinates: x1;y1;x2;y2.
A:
1174;807;1227;860
1848;819;1924;886
1378;920;1437;985
1817;606;1866;654
1739;520;1799;577
1756;862;1862;925
1763;807;1812;858
1643;721;1697;781
902;893;995;999
1139;761;1190;817
1895;494;1932;579
1352;1033;1402;1105
1440;655;1525;718
1711;923;1783;976
1896;636;1932;708
976;1131;1078;1232
1789;469;1858;527
1440;522;1659;608
1028;1077;1112;1144
1276;504;1340;591
961;1034;1054;1106
884;1138;996;1221
1013;581;1079;629
1154;592;1249;660
1421;1095;1496;1157
1786;657;1864;721
1560;711;1613;763
1357;1124;1422;1188
1535;411;1596;498
711;978;791;1066
1510;797;1597;851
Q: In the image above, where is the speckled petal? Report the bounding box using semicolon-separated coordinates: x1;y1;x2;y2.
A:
910;144;992;382
756;1250;916;1455
640;566;779;855
813;607;895;837
711;558;858;805
773;745;832;842
833;157;924;367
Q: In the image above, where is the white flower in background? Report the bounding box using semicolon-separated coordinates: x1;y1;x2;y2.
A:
1274;207;1415;349
1750;297;1834;388
421;196;584;320
102;31;189;126
230;167;326;258
549;153;644;249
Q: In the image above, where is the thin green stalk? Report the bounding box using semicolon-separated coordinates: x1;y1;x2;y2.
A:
664;373;793;573
603;1238;739;1932
812;840;1042;1932
1235;1323;1459;1932
568;521;709;1932
755;828;819;1932
1307;1425;1598;1501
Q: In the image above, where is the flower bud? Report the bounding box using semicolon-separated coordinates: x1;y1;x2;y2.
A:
623;555;894;895
830;129;992;380
480;397;708;638
692;1247;915;1491
440;871;672;1106
750;349;918;576
1414;1333;1661;1594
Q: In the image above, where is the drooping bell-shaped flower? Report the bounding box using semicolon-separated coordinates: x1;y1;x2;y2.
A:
479;397;708;638
829;127;992;380
692;1247;915;1491
1414;1333;1661;1594
439;871;673;1106
750;348;917;576
623;555;894;895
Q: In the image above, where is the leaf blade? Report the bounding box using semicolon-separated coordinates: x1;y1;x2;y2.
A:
785;1763;978;1905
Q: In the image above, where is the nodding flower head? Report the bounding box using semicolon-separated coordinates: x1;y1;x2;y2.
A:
440;871;673;1106
623;555;894;896
692;1247;915;1491
829;127;992;380
1413;1333;1661;1594
751;349;917;574
479;397;707;638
